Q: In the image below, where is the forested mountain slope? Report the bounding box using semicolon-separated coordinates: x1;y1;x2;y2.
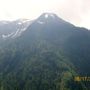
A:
0;13;90;90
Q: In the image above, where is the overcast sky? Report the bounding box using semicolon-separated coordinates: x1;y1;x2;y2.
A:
0;0;90;29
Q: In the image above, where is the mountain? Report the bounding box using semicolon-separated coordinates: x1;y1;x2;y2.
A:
0;19;32;39
0;13;90;90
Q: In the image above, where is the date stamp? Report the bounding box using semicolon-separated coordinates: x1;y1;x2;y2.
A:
74;76;90;81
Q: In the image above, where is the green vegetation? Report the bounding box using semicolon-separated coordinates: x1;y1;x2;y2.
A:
0;39;89;90
0;13;90;90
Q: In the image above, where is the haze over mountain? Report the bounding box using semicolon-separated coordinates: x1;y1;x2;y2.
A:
0;13;90;90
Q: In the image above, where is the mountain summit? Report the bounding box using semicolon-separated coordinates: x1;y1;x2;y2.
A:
38;13;57;20
36;13;69;25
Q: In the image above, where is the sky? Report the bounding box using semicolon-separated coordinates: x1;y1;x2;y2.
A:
0;0;90;29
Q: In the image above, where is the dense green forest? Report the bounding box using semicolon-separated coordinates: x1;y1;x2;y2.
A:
0;13;90;90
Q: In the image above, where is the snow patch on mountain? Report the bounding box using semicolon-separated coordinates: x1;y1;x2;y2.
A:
37;21;45;24
44;13;55;19
45;14;49;18
50;14;55;18
0;19;32;39
2;32;14;39
18;22;22;25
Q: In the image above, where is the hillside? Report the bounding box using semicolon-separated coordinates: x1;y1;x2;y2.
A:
0;13;90;90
